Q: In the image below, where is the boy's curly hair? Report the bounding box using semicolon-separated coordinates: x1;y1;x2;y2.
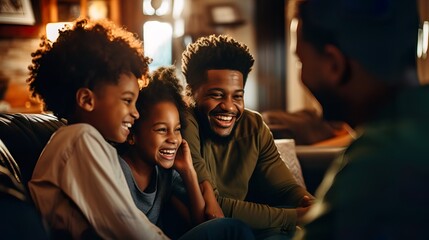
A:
27;18;151;120
181;34;254;93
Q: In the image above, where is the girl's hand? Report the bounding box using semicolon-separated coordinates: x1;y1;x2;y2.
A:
173;139;193;174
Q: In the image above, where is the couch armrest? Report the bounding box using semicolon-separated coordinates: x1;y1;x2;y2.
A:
295;145;345;194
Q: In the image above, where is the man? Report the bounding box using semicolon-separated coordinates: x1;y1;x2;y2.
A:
293;0;429;239
181;34;313;239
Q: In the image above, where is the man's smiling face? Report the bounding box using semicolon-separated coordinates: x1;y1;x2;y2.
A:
194;69;245;137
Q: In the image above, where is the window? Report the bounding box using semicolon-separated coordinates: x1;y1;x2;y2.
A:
143;21;173;71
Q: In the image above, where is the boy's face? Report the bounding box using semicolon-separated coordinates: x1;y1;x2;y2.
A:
193;69;244;137
91;74;140;143
134;101;182;169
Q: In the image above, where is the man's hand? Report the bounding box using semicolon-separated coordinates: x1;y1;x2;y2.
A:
299;195;314;208
296;195;314;225
296;206;312;226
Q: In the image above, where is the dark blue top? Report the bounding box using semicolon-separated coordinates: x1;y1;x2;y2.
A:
119;156;186;226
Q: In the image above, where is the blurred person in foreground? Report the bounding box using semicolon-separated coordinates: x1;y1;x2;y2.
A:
292;0;429;239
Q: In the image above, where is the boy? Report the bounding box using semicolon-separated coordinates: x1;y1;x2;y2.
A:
27;19;168;239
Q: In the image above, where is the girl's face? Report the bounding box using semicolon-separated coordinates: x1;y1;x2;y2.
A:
134;101;182;169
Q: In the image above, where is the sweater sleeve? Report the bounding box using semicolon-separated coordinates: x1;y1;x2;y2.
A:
217;121;311;230
254;122;311;205
181;110;214;186
218;194;298;231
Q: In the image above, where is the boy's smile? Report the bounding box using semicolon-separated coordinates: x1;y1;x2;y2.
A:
89;73;140;143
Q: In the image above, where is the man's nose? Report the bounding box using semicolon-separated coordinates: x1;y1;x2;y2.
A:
220;97;234;112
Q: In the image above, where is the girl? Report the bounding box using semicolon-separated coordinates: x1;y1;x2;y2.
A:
117;66;254;240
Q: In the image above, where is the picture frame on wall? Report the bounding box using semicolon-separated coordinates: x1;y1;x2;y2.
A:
0;0;35;25
207;3;244;26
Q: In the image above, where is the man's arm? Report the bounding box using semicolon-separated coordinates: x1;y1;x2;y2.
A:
181;110;224;219
200;180;224;219
256;121;313;205
182;110;212;184
182;110;310;229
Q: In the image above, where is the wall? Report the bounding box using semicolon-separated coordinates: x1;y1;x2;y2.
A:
204;0;258;110
0;38;42;112
0;0;289;113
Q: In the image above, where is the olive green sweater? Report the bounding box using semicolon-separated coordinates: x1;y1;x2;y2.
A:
182;108;311;231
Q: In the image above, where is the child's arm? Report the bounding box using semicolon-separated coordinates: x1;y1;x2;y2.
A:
29;127;168;239
200;180;225;219
173;139;205;225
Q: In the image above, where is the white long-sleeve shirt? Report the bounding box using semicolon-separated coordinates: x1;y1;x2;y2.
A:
29;123;169;240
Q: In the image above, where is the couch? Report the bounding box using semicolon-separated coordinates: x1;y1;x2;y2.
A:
0;113;66;187
0;112;342;238
262;109;350;193
0;113;61;239
0;112;344;198
0;113;310;189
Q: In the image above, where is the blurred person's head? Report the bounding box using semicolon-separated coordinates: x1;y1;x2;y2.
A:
181;35;254;137
294;0;419;127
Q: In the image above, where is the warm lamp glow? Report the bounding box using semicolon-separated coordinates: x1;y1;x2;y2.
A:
46;22;72;42
88;1;108;20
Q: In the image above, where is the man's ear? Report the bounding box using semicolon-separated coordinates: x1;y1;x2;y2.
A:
322;44;348;86
76;88;95;111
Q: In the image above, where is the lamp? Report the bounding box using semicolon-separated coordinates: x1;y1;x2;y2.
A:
88;1;109;20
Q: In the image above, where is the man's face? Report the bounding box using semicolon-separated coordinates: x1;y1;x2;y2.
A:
193;69;245;137
295;20;346;122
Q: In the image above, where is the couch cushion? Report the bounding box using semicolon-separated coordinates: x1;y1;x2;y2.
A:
0;139;26;201
0;113;65;186
274;139;306;189
0;138;50;239
262;109;345;144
